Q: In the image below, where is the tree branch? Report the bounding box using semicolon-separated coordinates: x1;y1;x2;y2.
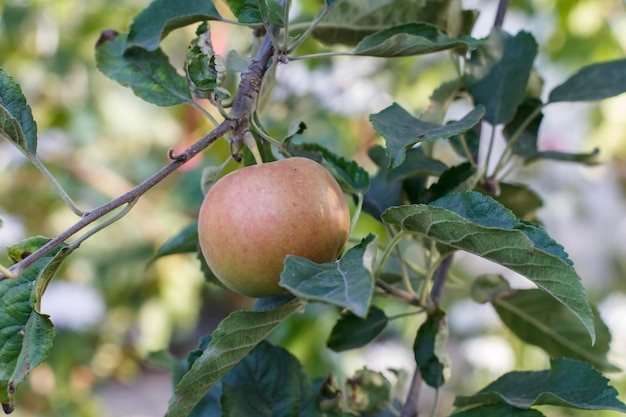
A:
429;254;454;308
400;366;423;417
0;20;282;281
494;0;510;28
376;279;422;306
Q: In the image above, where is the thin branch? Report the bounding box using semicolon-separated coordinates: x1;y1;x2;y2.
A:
30;156;84;216
494;0;510;28
0;123;231;280
286;0;343;54
400;366;422;417
429;254;454;308
0;14;284;281
376;280;421;306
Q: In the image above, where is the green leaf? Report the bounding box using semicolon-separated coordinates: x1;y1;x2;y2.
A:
381;191;595;343
185;22;229;101
502;98;544;158
152;222;199;261
385;147;448;182
33;246;75;312
7;236;54;264
470;274;513;304
426;162;481;202
449;128;480;162
362;175;403;220
370;103;484;168
285;143;370;194
454;357;626;412
126;0;223;51
221;341;317;417
422;79;463;124
225;0;285;27
200;165;225;194
464;29;538;125
494;289;617;372
9;312;54;396
354;23;479;57
165;298;305;417
242;131;277;166
312;0;475;46
451;403;546;417
197;248;223;289
479;182;543;220
502;98;599;165
95;32;193;107
548;58;626;103
414;309;446;388
327;306;388;352
280;234;376;318
0;237;68;410
0;67;37;156
533;149;600;165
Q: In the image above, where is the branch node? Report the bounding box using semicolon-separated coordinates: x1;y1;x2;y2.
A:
167;148;188;162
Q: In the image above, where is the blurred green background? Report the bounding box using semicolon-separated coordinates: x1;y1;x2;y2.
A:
1;0;626;416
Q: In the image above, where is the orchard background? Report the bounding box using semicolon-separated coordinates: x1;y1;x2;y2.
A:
1;0;626;416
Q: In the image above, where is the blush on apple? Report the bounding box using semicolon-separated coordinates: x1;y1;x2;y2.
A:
198;157;350;298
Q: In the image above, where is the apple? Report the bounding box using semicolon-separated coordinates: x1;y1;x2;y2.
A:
198;157;350;298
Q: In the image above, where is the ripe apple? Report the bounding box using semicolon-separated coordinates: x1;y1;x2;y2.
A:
198;157;350;298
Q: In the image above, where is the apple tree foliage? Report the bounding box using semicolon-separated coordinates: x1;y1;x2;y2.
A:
2;0;626;416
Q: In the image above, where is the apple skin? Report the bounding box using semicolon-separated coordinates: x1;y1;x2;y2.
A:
198;157;350;298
